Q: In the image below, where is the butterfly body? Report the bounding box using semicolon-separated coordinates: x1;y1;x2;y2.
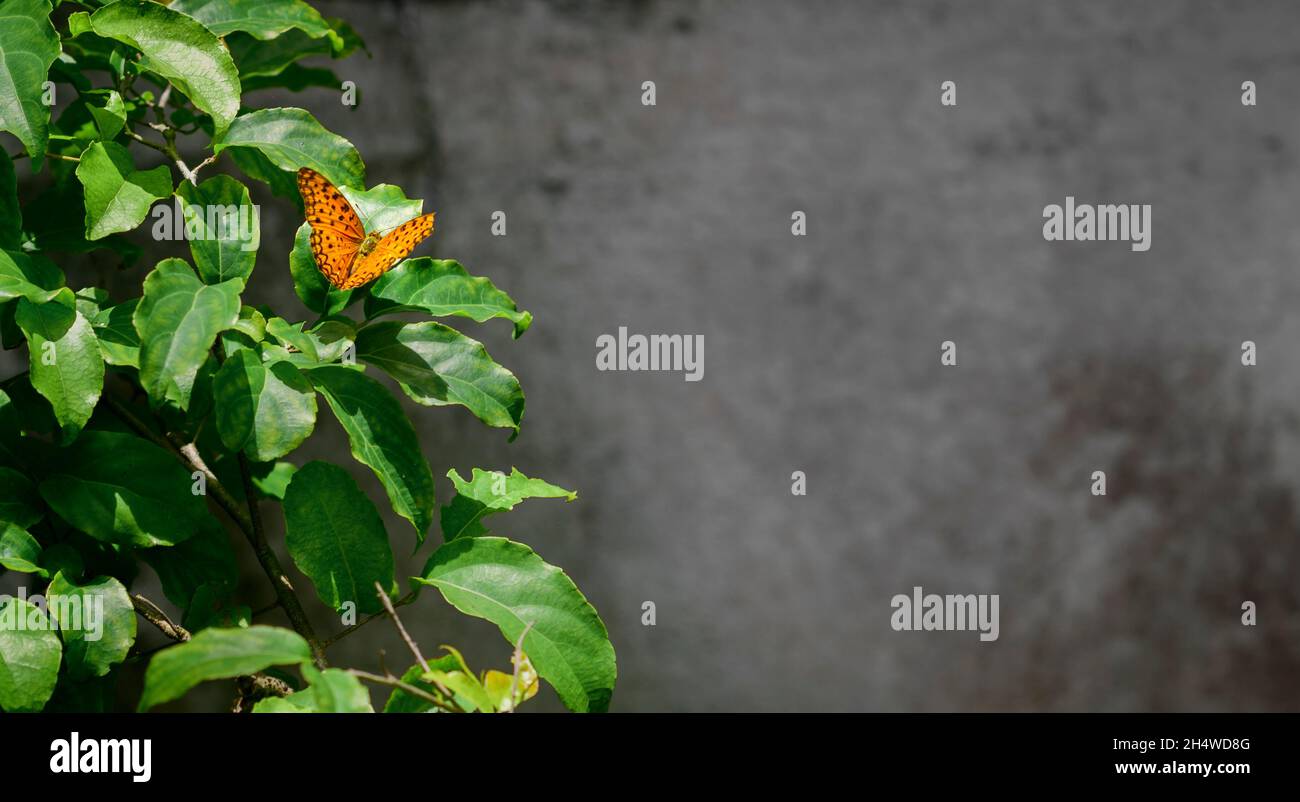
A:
297;167;435;290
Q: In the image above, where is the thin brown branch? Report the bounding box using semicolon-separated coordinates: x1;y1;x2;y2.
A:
377;582;428;673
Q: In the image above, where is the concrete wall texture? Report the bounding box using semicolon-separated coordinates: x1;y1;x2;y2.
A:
11;0;1300;711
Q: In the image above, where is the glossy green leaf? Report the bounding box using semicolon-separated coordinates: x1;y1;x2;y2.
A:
266;317;318;360
75;142;172;240
47;572;135;681
213;348;317;461
214;107;364;190
357;320;524;432
134;258;243;409
139;625;310;710
255;666;372;713
176;175;260;284
0;521;43;575
86;296;140;367
0;249;64;304
367;258;532;338
170;0;333;40
415;536;616;713
15;295;104;443
88;0;241;137
283;460;395;614
86;89;126;140
0;598;61;712
441;467;575;542
305;365;435;539
38;430;210;548
0;0;60;161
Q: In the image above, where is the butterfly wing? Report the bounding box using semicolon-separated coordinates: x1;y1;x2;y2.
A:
341;212;436;290
297;167;365;288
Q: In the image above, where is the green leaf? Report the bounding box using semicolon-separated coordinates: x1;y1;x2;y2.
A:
415;537;616;713
214;107;364;190
0;0;60;162
229;144;300;202
381;657;471;713
140;518;238;609
213;348;317;461
21;179;143;262
265;316;318;360
0;598;61;712
86;89;126;140
170;0;333;40
441;467;575;542
0;151;19;248
47;572;135;681
0;466;42;528
367;259;533;339
85;296;140;367
176;175;260;284
138;625;310;710
88;0;241;137
301;665;372;712
282;460;396;614
289;222;352;315
0;249;64;304
38;430;210;548
249;459;296;500
356;320;524;433
305;365;435;539
0;521;43;575
75;142;173;240
134;258;243;410
15;295;104;443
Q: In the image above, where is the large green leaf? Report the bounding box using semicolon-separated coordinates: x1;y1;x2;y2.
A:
75;142;172;240
170;0;333;40
15;295;104;443
356;320;524;433
212;348;316;461
0;521;43;574
305;365;434;539
47;572;135;681
38;430;210;548
0;248;64;303
0;465;41;527
138;625;310;710
134;258;243;409
282;461;395;614
367;259;533;338
176;175;260;284
88;0;241;136
214;107;364;190
0;0;60;162
441;467;576;542
415;537;616;713
0;598;61;712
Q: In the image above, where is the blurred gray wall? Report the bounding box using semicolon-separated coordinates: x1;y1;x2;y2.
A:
13;0;1300;711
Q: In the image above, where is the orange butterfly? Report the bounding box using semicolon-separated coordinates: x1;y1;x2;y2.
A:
297;167;435;290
